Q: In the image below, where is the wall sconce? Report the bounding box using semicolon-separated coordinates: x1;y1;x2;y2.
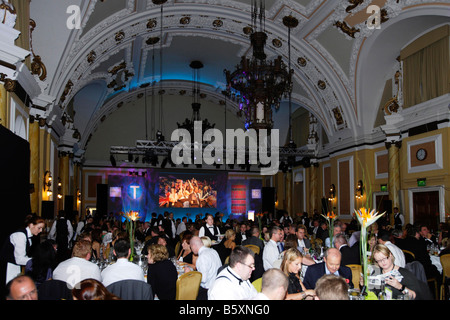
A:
77;188;81;204
44;171;52;197
355;180;364;199
57;178;63;199
328;184;335;201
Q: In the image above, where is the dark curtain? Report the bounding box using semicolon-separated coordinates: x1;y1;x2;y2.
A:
0;125;31;250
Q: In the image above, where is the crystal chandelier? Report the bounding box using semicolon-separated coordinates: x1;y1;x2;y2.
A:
224;0;292;131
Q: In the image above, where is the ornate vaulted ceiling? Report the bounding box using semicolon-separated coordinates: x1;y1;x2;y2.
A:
27;0;450;163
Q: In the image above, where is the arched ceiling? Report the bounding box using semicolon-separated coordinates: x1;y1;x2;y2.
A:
27;0;450;161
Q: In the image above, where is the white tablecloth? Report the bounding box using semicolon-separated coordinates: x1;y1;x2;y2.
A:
430;255;442;274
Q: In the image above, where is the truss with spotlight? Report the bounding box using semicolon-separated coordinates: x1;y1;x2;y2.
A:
110;139;314;169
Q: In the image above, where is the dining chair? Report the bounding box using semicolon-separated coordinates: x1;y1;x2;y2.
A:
107;279;153;300
402;249;415;263
38;279;74;300
174;241;181;257
176;271;202;300
244;244;260;255
440;254;450;300
252;277;262;292
346;264;362;289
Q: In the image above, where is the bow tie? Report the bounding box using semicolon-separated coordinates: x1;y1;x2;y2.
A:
227;268;243;285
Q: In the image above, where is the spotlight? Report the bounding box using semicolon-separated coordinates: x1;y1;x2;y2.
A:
128;153;133;162
150;155;158;166
279;161;288;173
110;154;117;167
161;157;168;169
156;130;164;142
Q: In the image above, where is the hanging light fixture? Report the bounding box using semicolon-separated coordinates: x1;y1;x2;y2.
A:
177;60;215;137
224;0;292;131
283;14;298;170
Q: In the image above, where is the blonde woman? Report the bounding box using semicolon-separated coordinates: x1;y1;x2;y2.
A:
147;244;177;300
214;229;236;264
223;229;236;250
280;248;315;300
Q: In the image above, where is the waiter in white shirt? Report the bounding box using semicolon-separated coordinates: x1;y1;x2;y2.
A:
198;214;221;241
0;216;45;287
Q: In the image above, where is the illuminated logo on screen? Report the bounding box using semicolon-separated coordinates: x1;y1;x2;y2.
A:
128;185;143;200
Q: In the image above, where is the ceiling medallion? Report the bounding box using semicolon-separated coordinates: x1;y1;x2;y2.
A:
115;30;125;43
147;18;157;29
224;1;293;131
212;19;223;28
180;16;191;25
243;26;253;35
87;50;96;64
317;80;326;90
272;39;282;48
298;57;307;67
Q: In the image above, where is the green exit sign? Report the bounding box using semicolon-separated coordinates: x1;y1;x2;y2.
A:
380;184;387;192
417;178;426;187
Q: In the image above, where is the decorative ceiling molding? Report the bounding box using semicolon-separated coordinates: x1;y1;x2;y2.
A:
53;3;345;138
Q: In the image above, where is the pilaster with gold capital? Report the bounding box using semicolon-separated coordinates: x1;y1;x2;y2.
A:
385;138;402;217
29;117;40;214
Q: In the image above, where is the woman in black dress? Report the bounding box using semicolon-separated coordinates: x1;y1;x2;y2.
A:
280;248;315;300
147;244;178;300
177;233;195;270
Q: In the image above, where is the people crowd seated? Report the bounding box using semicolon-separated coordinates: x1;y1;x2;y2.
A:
2;209;446;301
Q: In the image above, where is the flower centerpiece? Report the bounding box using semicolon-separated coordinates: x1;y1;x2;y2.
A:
256;212;264;233
120;210;142;262
321;211;337;247
354;207;385;291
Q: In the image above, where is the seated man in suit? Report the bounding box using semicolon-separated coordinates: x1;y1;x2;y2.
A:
242;225;265;253
334;234;360;266
295;224;311;253
303;248;353;290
